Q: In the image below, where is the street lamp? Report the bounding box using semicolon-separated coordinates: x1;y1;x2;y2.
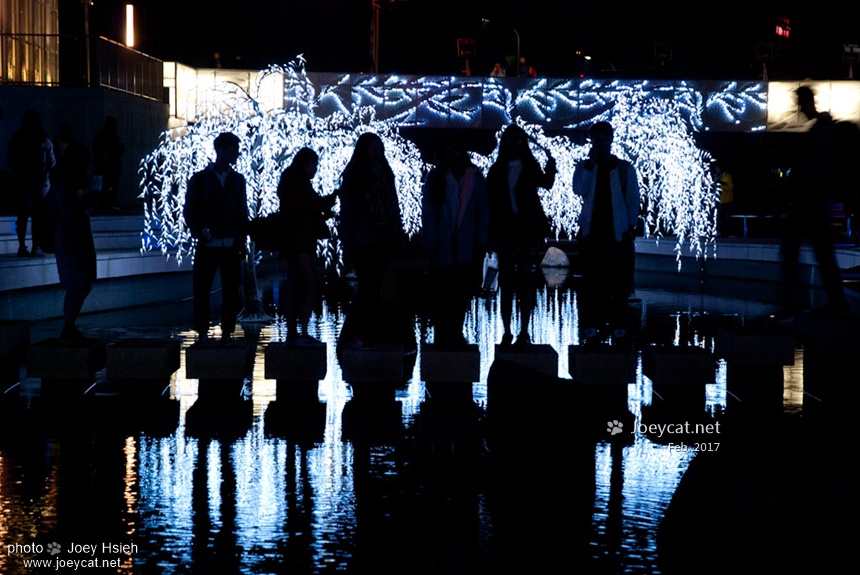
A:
81;0;93;86
125;4;135;48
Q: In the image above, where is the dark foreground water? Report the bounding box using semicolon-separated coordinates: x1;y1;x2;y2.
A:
0;265;854;574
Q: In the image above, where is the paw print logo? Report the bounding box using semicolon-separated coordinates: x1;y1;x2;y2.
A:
47;542;62;556
607;420;623;436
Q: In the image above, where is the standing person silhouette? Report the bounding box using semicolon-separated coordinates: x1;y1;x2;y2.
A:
337;132;406;351
276;147;336;345
184;132;249;343
421;138;489;347
6;109;55;257
780;86;849;313
51;128;98;343
487;124;556;346
572;121;641;343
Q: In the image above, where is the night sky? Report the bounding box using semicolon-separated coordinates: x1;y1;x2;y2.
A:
84;1;860;80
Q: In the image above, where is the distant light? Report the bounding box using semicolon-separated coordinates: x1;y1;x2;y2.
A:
584;55;592;61
775;16;790;39
125;4;135;48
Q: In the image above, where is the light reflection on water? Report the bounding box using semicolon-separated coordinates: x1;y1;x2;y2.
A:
0;279;796;574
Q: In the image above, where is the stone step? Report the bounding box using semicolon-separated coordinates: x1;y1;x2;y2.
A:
264;341;328;381
0;214;145;256
494;344;559;378
339;344;406;383
568;345;637;385
715;326;796;366
185;340;256;380
26;338;107;396
27;338;107;379
105;338;181;381
0;319;30;360
0;230;142;256
642;345;716;385
420;344;480;383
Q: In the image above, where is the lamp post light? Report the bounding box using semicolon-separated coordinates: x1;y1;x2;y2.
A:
125;4;135;48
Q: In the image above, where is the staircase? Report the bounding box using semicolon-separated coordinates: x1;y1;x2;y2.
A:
0;212;193;320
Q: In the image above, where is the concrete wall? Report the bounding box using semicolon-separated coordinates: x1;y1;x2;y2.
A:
0;85;168;208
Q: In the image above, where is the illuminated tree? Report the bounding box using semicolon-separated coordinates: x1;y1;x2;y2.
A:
140;57;717;273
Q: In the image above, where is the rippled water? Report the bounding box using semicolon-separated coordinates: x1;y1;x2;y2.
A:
0;265;817;574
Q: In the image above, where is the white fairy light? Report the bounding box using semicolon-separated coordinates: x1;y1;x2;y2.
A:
140;60;428;269
141;57;719;271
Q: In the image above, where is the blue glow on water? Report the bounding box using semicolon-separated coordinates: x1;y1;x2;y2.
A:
0;280;799;574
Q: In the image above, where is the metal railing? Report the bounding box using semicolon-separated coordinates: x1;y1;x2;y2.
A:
0;32;60;85
96;36;163;101
0;34;163;101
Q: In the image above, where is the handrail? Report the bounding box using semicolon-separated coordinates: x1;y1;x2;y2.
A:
0;34;163;100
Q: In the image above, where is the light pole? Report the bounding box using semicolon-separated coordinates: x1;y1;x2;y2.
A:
513;27;521;76
482;19;520;76
371;1;380;73
82;0;92;86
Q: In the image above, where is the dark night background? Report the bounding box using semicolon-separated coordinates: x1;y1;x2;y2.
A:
62;0;860;80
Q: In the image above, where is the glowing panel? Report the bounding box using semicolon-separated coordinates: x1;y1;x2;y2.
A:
768;81;860;130
125;4;135;48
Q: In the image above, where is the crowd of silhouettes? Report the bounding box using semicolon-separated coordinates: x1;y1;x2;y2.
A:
3;109;114;342
4;93;855;349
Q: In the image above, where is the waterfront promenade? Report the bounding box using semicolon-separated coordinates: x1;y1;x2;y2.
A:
2;212;859;321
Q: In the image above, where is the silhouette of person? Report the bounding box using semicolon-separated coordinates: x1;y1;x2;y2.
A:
6;109;55;257
50;129;97;343
490;63;506;77
518;56;537;78
184;132;249;342
276;147;336;345
779;86;849;313
52;121;75;163
421;138;489;347
487;124;556;346
92;116;125;208
337;132;406;351
572;121;641;342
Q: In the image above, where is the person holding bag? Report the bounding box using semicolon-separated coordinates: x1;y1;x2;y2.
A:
276;147;336;345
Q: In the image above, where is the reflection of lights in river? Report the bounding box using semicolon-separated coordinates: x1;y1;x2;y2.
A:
132;281;740;573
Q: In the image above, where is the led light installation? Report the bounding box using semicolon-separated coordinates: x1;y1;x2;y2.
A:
140;59;428;268
142;58;730;269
